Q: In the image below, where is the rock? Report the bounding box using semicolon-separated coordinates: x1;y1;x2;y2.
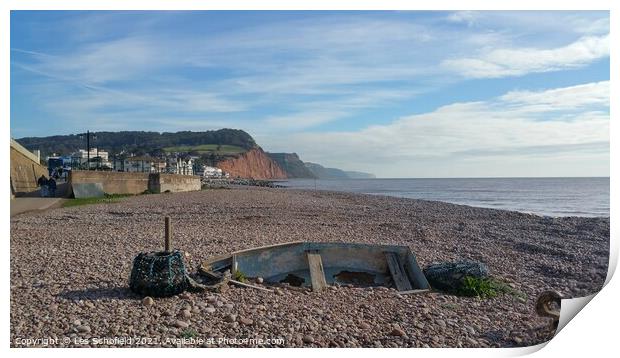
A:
205;307;216;314
76;325;91;333
423;261;490;292
178;310;191;319
179;292;191;300
256;277;264;284
84;301;95;309
174;320;189;329
224;314;237;323
390;327;407;337
239;317;254;325
162;310;173;316
302;335;315;344
466;337;478;346
224;303;234;310
142;297;154;307
359;322;371;330
514;337;523;344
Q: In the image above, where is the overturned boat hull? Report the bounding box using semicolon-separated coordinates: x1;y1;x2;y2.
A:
201;242;430;292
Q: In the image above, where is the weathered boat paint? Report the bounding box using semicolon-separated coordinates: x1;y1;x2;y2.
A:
201;242;430;291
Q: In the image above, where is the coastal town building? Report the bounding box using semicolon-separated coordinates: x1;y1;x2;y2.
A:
71;148;112;170
166;157;194;175
203;166;224;178
117;156;165;173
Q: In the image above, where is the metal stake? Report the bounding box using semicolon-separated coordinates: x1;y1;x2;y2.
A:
165;216;172;252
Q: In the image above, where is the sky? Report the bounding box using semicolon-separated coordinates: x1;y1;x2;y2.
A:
10;11;610;178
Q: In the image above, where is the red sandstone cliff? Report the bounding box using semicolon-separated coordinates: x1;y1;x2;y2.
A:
216;148;287;179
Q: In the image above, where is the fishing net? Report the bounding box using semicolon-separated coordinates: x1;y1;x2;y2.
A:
423;261;489;292
129;250;189;297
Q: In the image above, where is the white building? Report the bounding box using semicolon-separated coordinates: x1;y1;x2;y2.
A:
120;156;166;173
166;157;194;175
74;148;109;162
71;148;111;169
203;166;223;178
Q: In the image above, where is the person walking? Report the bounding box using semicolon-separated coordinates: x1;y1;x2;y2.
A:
48;177;57;197
37;175;48;197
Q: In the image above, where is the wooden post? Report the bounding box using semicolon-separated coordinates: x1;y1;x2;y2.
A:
165;216;172;252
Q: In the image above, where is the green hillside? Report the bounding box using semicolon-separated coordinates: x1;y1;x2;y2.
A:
164;144;246;154
16;129;257;157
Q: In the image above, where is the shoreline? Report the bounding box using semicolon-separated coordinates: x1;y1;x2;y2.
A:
10;187;609;347
280;177;610;218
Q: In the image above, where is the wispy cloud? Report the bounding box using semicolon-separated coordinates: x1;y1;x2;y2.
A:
442;34;609;79
499;81;609;110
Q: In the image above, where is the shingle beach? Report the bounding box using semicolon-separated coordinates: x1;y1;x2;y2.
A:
10;188;609;347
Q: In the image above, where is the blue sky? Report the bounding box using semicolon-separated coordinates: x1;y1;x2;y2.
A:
10;11;609;177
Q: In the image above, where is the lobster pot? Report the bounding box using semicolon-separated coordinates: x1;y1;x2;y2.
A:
129;250;188;297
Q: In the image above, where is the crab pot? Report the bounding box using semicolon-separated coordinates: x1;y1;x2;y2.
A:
129;250;188;297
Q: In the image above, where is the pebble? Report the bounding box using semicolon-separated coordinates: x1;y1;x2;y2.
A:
76;325;91;333
256;277;264;284
205;307;216;314
239;317;254;326
174;320;189;329
302;335;315;344
142;297;154;307
359;322;371;330
466;337;478;346
224;314;237;323
390;327;407;337
178;310;191;319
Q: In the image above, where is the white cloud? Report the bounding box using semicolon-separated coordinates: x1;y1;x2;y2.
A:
442;34;609;78
499;81;609;110
446;11;480;27
260;81;609;177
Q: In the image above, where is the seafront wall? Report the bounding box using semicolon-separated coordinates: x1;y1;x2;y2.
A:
10;140;48;196
70;171;150;195
148;173;202;193
69;171;201;196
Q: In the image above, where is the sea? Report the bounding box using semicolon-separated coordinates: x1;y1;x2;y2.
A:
281;177;610;218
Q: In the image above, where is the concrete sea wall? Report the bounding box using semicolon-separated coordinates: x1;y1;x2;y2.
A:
10;140;48;196
148;173;202;193
69;171;201;196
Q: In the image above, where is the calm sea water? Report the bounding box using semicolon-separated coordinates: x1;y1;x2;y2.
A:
282;177;610;217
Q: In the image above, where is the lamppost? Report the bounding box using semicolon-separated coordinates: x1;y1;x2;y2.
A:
79;131;97;170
